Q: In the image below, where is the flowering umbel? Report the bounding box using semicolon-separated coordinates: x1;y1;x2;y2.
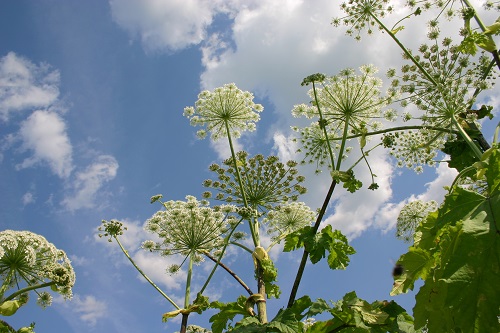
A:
143;196;237;263
0;230;75;309
292;65;396;170
264;202;316;241
396;200;438;242
183;83;264;141
203;151;307;214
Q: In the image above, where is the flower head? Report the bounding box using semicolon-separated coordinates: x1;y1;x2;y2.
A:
144;196;236;263
302;66;395;132
184;83;264;141
0;230;75;305
396;200;438;242
386;130;444;173
390;40;494;130
333;0;394;40
264;202;316;240
204;151;307;213
292;66;395;171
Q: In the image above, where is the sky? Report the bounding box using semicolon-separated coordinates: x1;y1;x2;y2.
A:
0;1;498;332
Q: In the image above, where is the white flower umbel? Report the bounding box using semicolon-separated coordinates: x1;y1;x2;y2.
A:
183;83;263;141
396;200;438;242
264;202;316;246
0;230;75;310
144;196;236;263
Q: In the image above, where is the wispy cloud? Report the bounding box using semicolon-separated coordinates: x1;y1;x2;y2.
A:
0;52;60;121
62;155;119;211
55;294;107;327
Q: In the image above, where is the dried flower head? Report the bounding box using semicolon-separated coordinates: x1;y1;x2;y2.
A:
396;200;438;242
144;196;236;263
0;230;75;307
204;151;307;213
183;83;264;141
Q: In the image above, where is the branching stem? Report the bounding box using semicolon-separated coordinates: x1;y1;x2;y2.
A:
114;236;180;310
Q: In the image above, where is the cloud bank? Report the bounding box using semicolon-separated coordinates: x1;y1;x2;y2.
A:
0;52;118;211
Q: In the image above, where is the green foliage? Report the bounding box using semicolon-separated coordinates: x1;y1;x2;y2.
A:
209;296;253;333
259;258;281;299
304;291;416;332
284;225;355;270
393;149;500;332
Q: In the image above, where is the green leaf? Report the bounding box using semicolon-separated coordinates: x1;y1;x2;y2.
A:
283;226;314;253
228;317;265;333
209;296;252;333
396;148;500;332
268;308;300;333
310;225;356;270
287;295;312;321
390;247;434;296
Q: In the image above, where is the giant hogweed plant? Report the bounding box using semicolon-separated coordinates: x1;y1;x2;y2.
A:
101;1;499;332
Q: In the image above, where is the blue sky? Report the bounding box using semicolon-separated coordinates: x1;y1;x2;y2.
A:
1;1;498;332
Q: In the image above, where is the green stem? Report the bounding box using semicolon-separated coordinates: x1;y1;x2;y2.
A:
180;313;189;333
287;179;338;308
369;12;437;86
451;114;483;159
223;120;259;246
202;251;253;295
320;125;458;141
312;82;336;169
199;218;245;294
2;281;55;303
230;241;254;254
184;254;194;308
335;115;351;171
462;0;500;69
114;236;180;310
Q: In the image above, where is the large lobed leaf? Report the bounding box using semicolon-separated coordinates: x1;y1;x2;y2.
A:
284;225;355;270
393;149;500;332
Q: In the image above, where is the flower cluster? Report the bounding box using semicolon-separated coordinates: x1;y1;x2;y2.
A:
292;66;396;171
385;130;444;173
183;83;264;141
332;0;394;40
396;200;438;242
264;202;316;241
387;39;493;130
406;0;463;19
98;219;128;242
202;151;307;213
0;230;75;307
143;196;237;263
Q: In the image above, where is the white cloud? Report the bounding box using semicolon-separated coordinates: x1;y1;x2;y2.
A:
320;151;394;239
17;110;73;178
62;155;119;211
56;294;107;327
272;132;298;162
109;0;221;52
0;52;60;121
